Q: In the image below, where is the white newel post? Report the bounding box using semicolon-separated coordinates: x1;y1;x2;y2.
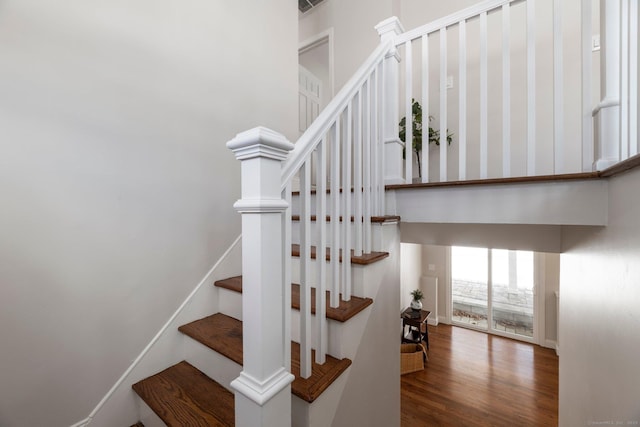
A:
376;16;405;185
227;127;295;427
594;0;621;170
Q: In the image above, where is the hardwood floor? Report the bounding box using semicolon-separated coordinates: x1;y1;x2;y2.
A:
401;324;558;427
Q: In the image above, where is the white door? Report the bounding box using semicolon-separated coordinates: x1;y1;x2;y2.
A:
298;65;322;135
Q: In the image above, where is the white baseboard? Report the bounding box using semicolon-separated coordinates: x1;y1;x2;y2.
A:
544;339;557;350
438;315;450;325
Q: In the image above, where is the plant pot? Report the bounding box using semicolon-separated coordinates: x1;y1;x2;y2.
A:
410;299;423;311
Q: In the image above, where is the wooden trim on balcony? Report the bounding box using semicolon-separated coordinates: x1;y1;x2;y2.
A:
385;172;601;190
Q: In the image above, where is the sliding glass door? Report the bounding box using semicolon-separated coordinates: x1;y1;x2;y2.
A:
451;246;489;330
451;246;536;342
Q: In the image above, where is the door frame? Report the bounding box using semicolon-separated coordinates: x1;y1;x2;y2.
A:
445;246;546;346
299;28;335;101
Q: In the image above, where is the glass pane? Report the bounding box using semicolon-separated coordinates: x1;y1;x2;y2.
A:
451;246;488;330
491;249;534;338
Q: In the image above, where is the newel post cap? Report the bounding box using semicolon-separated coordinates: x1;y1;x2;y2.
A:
375;16;405;38
227;126;294;161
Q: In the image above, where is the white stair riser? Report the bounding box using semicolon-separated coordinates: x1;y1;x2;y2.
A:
291;221;390;252
290;193;382;217
218;287;243;321
291;258;368;298
216;285;370;360
290;305;371;360
138;399;166;427
291;370;350;427
182;335;242;393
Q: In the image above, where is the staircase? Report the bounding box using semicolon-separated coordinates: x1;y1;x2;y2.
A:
77;1;638;425
129;221;398;426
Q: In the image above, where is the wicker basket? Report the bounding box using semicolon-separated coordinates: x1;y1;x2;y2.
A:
400;343;427;375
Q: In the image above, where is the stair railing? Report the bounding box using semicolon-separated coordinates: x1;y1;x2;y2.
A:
227;25;397;426
281;37;392;378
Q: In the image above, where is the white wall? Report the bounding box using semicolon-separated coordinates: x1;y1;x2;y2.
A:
559;167;640;425
543;252;560;342
421;245;449;323
299;0;398;92
400;243;422;310
0;1;297;426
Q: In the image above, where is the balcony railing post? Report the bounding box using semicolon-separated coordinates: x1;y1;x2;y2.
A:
594;0;621;170
376;16;405;185
227;127;295;427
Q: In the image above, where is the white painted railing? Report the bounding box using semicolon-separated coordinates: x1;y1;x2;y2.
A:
281;39;390;377
394;0;573;182
227;37;391;426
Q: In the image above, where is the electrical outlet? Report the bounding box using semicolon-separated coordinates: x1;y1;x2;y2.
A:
446;75;454;89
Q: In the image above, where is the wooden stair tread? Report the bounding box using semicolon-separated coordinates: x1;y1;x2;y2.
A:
215;276;373;322
179;313;352;402
291;214;400;223
178;313;243;365
291;244;389;265
132;361;234;427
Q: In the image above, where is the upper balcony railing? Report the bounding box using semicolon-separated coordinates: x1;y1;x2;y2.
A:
386;0;638;184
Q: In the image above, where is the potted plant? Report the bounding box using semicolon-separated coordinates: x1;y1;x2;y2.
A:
410;289;424;311
399;98;453;178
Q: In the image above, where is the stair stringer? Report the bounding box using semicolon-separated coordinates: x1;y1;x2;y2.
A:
80;236;242;427
292;222;401;427
330;221;401;427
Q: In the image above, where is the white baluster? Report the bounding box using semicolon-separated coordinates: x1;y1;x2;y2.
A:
422;34;430;183
354;90;363;257
372;69;379;216
554;0;565;173
282;184;292;371
527;0;537;175
364;79;372;254
405;40;413;183
315;139;327;365
342;106;352;301
459;20;467;181
377;63;386;216
227;127;294;427
440;27;448;182
330;121;341;308
581;0;594;171
620;0;629;161
299;159;312;379
480;12;488;179
503;5;511;178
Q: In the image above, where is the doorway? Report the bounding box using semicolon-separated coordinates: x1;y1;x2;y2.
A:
298;29;334;135
450;246;539;343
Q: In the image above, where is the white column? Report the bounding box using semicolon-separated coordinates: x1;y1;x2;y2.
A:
227;127;295;427
594;0;621;170
375;16;405;185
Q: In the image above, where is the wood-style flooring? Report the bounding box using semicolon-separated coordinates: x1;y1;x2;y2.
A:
401;324;558;427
